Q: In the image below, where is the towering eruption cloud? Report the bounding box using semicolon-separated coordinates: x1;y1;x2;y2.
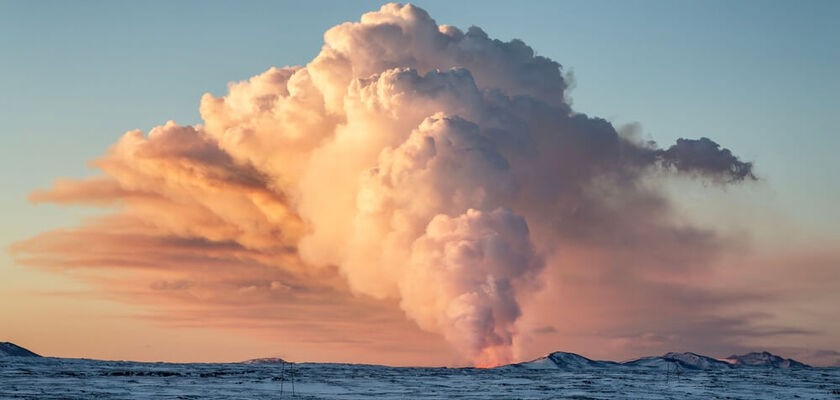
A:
15;3;755;366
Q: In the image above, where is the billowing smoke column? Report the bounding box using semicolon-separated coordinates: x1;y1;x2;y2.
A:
21;3;754;366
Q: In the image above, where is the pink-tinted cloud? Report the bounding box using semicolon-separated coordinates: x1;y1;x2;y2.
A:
16;3;831;367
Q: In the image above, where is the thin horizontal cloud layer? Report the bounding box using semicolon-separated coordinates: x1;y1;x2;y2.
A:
13;3;778;366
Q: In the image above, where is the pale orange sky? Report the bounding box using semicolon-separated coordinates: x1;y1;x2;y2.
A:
4;221;838;366
1;248;455;365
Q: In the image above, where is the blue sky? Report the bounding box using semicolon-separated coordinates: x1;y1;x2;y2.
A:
1;0;837;238
0;0;838;364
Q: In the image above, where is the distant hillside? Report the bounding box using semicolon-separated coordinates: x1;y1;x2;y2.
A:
514;351;618;369
724;351;810;368
241;357;287;364
0;342;41;357
624;352;732;370
511;350;811;370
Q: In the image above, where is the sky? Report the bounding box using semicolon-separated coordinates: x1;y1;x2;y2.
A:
1;1;838;366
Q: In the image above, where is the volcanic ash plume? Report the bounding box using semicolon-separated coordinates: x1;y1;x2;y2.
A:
19;3;755;366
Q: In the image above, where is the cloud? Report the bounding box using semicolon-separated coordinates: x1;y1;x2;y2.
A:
402;208;542;367
655;137;756;181
14;3;770;366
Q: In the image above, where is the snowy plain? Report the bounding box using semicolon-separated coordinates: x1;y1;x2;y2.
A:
2;356;840;399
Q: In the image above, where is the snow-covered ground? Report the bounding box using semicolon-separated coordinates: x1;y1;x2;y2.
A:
2;356;839;399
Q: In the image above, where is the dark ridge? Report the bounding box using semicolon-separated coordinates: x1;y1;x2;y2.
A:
241;357;288;364
515;350;812;370
0;342;41;357
725;351;810;368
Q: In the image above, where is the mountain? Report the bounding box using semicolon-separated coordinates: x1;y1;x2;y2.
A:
623;352;732;370
0;342;41;357
241;357;287;364
514;350;811;370
724;352;810;368
514;351;618;369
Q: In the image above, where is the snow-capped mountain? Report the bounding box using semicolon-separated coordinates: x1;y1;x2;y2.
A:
514;350;810;370
724;351;810;368
514;352;618;369
623;352;732;370
0;342;40;357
